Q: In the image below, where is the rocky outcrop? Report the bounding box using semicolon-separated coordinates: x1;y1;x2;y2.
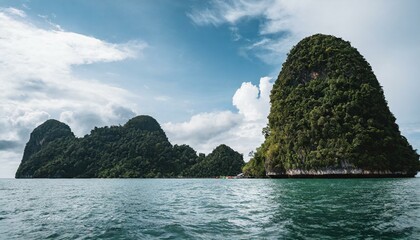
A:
244;34;419;177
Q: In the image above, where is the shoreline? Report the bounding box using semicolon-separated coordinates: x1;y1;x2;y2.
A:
266;173;417;178
266;169;418;178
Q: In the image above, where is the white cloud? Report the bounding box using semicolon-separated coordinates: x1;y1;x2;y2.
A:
0;8;144;177
188;0;267;26
233;76;271;121
0;10;146;80
163;77;273;160
189;0;420;151
229;26;242;41
164;111;241;144
4;7;26;17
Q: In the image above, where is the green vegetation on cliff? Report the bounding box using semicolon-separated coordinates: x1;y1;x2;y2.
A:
244;34;419;177
16;116;244;178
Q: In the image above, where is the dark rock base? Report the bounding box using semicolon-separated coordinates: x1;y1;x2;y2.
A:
266;169;417;178
267;173;416;178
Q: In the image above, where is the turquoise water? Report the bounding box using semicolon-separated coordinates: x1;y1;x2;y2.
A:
0;179;419;239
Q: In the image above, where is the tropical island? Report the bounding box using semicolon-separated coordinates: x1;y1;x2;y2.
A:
15;34;419;178
243;34;419;178
15;116;244;178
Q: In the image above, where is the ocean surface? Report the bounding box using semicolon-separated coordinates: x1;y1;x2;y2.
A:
0;178;419;239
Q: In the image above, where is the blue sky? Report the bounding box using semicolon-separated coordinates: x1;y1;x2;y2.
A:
3;0;272;118
0;0;419;177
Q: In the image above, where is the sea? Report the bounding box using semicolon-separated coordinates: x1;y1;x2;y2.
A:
0;178;419;239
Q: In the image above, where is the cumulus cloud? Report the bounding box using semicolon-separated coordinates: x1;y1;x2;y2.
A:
163;77;273;160
233;76;272;121
188;0;420;151
164;111;241;145
0;8;144;177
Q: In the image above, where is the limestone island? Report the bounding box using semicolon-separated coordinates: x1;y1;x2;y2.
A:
15;34;419;179
15;116;244;178
243;34;419;178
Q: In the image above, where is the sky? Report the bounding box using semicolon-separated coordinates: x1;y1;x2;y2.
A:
0;0;419;178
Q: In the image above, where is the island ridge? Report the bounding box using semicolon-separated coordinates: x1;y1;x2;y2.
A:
15;116;244;178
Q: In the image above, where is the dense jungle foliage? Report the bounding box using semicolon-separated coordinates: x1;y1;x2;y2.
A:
15;116;244;178
243;34;419;177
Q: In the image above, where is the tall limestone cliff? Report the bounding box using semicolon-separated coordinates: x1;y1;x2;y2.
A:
244;34;419;177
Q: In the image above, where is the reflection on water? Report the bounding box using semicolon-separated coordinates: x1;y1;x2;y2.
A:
0;179;419;239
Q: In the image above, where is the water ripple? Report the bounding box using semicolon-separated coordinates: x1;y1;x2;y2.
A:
0;178;419;239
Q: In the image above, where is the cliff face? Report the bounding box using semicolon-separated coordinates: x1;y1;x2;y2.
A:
244;34;419;177
16;120;75;178
15;115;244;178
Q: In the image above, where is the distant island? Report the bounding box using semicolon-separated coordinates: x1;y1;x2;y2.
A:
16;34;419;179
243;34;419;178
15;116;244;178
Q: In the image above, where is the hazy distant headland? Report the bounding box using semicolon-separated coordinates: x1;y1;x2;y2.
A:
15;34;419;178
